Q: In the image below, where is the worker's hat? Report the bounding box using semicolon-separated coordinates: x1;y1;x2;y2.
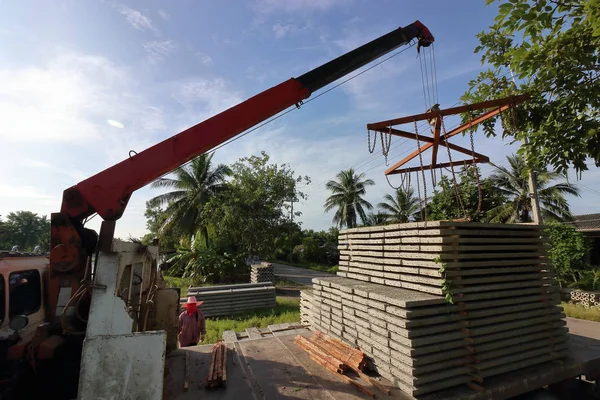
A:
182;296;204;307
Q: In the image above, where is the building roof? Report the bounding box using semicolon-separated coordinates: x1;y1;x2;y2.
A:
572;213;600;232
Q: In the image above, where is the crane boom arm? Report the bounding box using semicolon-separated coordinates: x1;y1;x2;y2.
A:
60;21;433;222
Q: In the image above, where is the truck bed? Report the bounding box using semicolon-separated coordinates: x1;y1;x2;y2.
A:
163;318;600;400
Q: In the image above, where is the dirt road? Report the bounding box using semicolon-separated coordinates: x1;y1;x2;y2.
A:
272;262;334;286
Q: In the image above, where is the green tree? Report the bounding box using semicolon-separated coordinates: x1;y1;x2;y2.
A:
3;211;50;251
148;153;231;247
462;0;600;174
0;216;16;250
546;221;591;287
324;169;375;229
167;235;246;284
487;154;579;222
293;228;340;266
362;212;388;226
377;187;420;223
202;151;310;258
428;166;507;222
141;201;181;250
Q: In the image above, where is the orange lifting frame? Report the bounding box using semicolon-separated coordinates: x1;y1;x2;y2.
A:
366;94;530;176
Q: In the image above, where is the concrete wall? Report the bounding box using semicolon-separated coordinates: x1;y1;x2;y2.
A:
78;332;166;400
153;288;180;352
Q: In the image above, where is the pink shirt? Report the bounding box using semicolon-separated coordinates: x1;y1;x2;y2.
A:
178;310;206;346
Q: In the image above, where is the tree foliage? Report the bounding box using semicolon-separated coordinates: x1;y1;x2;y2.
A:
462;0;600;174
377;187;421;223
324;168;375;228
487;154;579;222
148;153;231;247
362;212;389;227
141;201;181;250
167;235;246;285
0;211;50;251
202;151;310;258
546;220;591;287
428;166;506;222
293;228;339;266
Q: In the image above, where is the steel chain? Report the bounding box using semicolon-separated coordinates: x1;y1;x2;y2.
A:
442;119;467;219
414;121;428;222
367;129;377;153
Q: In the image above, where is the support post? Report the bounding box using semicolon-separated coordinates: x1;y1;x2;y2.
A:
510;70;542;225
289;198;294;264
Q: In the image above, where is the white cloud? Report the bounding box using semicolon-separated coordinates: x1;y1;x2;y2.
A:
20;158;53;169
171;78;243;116
0;53;129;143
273;23;293;39
196;52;213;66
157;9;169;20
0;184;56;200
0;50;177;237
116;4;158;34
143;40;177;63
254;0;350;13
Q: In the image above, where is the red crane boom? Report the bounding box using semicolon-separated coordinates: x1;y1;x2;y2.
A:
48;20;434;323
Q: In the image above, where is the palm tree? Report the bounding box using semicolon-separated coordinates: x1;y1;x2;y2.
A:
324;169;375;228
487;154;579;223
148;153;231;246
377;187;421;223
363;212;389;227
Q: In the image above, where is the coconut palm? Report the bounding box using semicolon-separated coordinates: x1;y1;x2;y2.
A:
363;212;389;227
148;153;231;246
487;154;579;223
377;187;421;223
324;169;375;228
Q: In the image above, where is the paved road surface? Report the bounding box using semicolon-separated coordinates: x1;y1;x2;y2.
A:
272;262;334;286
566;316;600;340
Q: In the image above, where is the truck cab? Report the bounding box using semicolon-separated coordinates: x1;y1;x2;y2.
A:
0;251;47;342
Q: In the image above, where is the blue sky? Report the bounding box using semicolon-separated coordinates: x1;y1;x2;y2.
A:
1;0;599;239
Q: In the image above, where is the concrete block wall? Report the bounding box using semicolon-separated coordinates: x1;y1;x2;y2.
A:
302;221;569;397
182;283;276;317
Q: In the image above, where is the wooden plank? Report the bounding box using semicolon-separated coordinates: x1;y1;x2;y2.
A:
222;345;228;387
208;343;217;384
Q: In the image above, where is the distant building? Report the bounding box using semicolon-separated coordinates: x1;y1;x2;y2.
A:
572;213;600;265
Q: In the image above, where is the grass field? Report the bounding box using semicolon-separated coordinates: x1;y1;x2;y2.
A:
203;297;300;344
561;302;600;322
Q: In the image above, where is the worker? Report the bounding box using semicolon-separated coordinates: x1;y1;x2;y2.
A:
178;296;206;348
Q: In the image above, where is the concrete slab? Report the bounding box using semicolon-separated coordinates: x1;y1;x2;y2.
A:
222;330;238;343
245;327;262;339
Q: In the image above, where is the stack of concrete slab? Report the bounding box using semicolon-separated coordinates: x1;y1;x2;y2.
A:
250;262;275;283
301;221;569;397
182;283;276;318
338;221;551;296
300;289;314;326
